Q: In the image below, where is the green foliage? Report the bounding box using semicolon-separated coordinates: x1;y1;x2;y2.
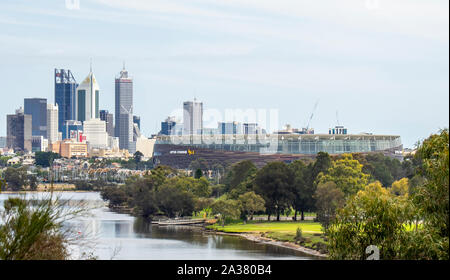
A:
0;196;69;260
156;184;195;218
101;187;128;207
254;161;294;221
289;160;315;220
295;227;303;241
314;181;345;230
211;199;241;226
327;182;410;260
238;191;265;221
35;152;61;167
194;168;203;179
3;167;29;191
390;178;409;197
410;128;449;259
133;151;144;164
224;160;257;193
317;154;370;197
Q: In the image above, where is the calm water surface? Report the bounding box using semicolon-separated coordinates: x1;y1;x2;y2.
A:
0;192;316;260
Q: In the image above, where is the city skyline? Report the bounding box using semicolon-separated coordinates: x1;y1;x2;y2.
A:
0;0;448;148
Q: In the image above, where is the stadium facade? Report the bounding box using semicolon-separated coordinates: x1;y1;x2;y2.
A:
153;133;402;168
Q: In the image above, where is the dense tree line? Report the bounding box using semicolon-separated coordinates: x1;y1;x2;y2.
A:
99;129;447;259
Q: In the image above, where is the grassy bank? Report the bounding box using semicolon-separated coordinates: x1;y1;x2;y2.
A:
207;220;328;254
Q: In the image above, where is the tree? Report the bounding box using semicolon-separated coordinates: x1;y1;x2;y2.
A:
390;178;409;197
316;154;370;197
407;128;449;259
101;187;128;207
35;152;60;167
0;195;87;260
211;199;241;226
3;167;28;191
133;151;144;164
254;161;295;221
238;191;265;222
289;160;314;220
156;184;195;218
28;175;38;191
327;182;410;259
314;181;345;230
194;168;203;179
224;160;257;193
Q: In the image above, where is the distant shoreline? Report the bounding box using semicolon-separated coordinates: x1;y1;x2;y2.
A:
205;230;328;259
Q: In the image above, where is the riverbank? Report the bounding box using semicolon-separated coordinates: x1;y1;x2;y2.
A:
206;221;329;258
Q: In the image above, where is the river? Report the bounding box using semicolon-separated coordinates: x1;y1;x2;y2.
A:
0;191;316;260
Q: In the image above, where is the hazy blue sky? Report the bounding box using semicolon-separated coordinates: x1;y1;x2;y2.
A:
0;0;448;148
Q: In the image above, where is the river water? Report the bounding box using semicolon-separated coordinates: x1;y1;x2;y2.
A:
0;192;315;260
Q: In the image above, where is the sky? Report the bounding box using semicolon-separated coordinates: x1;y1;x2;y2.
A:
0;0;448;148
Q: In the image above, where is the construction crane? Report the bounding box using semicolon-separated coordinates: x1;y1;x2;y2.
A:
305;99;319;131
336;110;340;126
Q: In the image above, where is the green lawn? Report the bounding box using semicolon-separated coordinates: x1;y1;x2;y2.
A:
207;220;327;254
207;220;323;234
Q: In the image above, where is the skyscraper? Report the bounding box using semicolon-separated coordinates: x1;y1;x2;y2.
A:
115;65;133;151
100;110;114;137
47;103;59;144
77;66;100;123
183;99;203;135
161;116;177;135
55;69;77;133
133;115;141;130
24;98;47;137
7;108;32;152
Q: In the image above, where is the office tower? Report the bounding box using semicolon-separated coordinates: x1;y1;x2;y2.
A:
161;116;177;135
62;120;83;140
32;136;48;152
243;123;258;135
115;65;133;151
83;119;108;150
24;98;47;137
133;115;141;130
218;121;242;135
7;108;32;152
0;137;6;149
183;99;203;135
55;69;77;133
77;66;100;122
100;110;114;137
47;103;59;144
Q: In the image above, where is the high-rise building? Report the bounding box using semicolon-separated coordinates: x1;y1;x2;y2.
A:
32;136;48;152
100;110;114;137
160;116;177;135
46;103;59;144
77;67;100;123
7;108;32;152
133;115;141;130
183;99;203;135
115;65;133;151
243;123;258;135
83;118;108;150
24;98;47;137
0;137;6;149
218;121;242;135
55;69;78;133
62;120;83;140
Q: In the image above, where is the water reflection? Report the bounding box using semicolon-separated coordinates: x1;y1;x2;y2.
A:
0;192;316;260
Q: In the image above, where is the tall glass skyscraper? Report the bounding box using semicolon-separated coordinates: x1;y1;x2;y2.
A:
55;69;78;133
24;98;47;137
183;99;203;135
77;67;100;123
115;65;133;151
